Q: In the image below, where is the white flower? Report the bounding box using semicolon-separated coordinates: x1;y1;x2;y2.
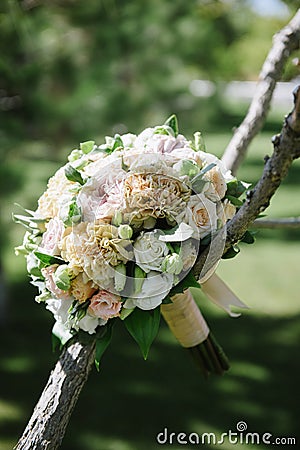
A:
77;314;106;334
120;133;136;148
133;230;169;273
198;151;233;182
78;158;126;222
40;217;64;256
135;128;189;154
46;297;73;324
123;271;174;310
185;194;218;238
159;222;194;242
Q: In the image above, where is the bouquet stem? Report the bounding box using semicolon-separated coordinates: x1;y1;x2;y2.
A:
161;289;229;376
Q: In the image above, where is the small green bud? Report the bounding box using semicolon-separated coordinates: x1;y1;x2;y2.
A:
54;264;71;291
80;140;95;154
118;224;133;239
162;253;183;275
68;149;82;162
133;265;146;294
112;211;123;226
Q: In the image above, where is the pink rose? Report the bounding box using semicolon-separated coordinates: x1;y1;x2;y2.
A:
41;217;64;256
88;290;122;320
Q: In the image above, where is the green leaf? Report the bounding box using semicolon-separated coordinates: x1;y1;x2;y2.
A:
164;114;178;137
95;323;113;371
225;195;244;207
191;163;216;193
226;180;250;198
222;245;240;259
124;307;160;360
34;251;64;266
241;230;255;244
112;134;124;151
80;140;95;154
169;271;200;296
120;306;135;320
64;164;85;185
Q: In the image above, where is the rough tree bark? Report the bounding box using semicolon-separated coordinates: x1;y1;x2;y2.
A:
193;86;300;280
221;8;300;175
14;339;96;450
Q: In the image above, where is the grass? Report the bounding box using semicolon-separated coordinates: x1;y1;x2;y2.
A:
1;126;300;449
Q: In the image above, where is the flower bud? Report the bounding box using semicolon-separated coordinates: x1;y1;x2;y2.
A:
118;224;133;239
68;149;82;162
112;211;123;226
133;265;146;294
162;253;183;275
53;264;71;291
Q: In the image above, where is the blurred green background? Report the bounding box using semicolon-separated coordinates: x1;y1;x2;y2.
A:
1;1;300;449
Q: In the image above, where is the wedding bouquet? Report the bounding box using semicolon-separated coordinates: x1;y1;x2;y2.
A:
15;115;250;376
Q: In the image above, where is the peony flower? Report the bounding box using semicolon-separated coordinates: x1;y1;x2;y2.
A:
88;290;122;320
123;271;174;310
185;194;218;238
135;128;189;154
40;217;64;256
77;161;126;222
133;230;169;273
70;272;97;303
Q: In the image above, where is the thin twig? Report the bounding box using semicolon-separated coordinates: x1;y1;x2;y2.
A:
252;217;300;229
221;9;300;175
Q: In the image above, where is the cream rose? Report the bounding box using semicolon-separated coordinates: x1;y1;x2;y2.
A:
133;230;169;273
88;290;122;320
185;194;218;238
203;165;227;202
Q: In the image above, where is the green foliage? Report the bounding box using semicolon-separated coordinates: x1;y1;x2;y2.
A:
124;306;160;360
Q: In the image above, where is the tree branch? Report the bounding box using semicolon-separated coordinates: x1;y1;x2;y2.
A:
252;217;300;229
14;338;96;450
221;9;300;175
193;86;300;280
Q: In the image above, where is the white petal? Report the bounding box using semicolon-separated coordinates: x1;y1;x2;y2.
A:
159;223;194;242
